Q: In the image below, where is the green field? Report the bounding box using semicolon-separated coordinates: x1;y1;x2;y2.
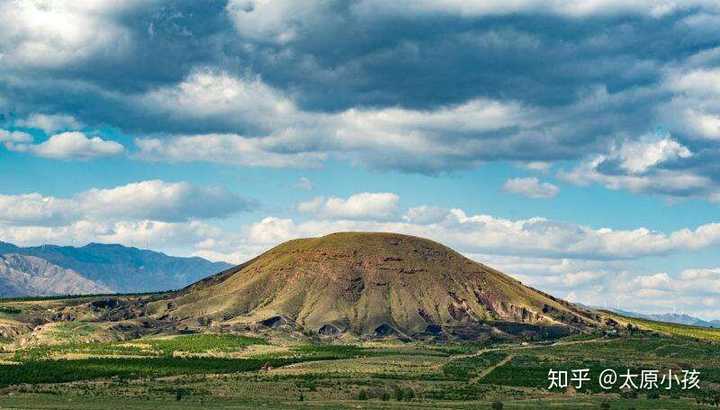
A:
1;329;719;409
606;312;720;342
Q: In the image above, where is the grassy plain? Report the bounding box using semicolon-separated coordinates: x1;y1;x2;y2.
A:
0;330;719;409
605;312;720;342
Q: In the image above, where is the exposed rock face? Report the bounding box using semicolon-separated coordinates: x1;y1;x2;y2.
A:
0;254;112;297
150;232;600;338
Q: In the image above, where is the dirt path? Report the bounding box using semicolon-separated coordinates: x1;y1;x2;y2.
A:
457;338;610;384
456;337;610;360
470;353;515;383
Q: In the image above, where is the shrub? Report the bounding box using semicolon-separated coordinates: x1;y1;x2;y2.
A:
394;386;404;401
621;390;638;399
0;306;21;314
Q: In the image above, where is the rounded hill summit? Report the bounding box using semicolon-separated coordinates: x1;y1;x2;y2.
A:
151;232;599;338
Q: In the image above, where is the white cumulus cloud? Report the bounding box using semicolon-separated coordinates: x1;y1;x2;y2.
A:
3;131;125;160
614;135;692;174
133;70;542;173
350;0;716;19
502;177;559;199
26;132;125;159
16;113;82;133
559;134;716;200
662;67;720;140
0;0;138;68
246;205;720;261
0;180;253;225
297;192;400;220
0;129;33;150
135;134;325;168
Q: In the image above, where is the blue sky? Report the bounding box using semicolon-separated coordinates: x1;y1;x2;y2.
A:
1;1;720;318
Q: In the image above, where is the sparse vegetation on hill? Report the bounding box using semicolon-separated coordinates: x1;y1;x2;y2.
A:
151;232;601;339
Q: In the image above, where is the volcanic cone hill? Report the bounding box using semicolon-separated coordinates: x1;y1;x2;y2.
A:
148;232;602;339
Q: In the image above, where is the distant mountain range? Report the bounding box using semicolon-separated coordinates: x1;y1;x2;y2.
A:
611;308;720;328
0;241;232;297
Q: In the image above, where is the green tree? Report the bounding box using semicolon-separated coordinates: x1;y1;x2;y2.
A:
394;386;404;401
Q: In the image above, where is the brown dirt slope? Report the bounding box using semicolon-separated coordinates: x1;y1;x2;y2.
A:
149;232;601;338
